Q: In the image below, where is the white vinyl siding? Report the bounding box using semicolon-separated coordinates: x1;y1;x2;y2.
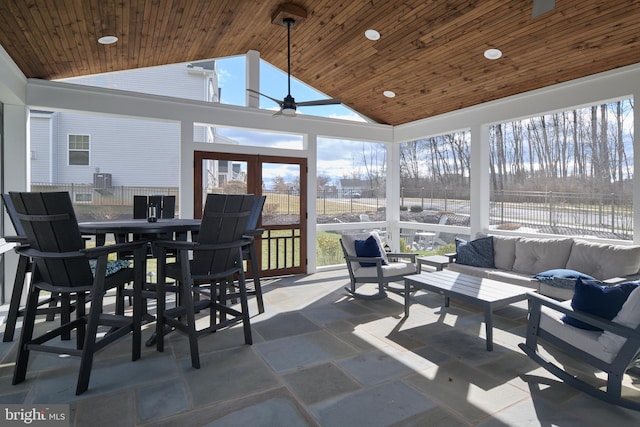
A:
60;62;214;102
56;113;179;187
29;114;53;182
30;63;198;187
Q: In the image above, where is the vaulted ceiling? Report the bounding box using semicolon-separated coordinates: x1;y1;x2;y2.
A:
0;1;639;126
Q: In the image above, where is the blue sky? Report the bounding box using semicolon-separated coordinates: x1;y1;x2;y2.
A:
215;55;366;122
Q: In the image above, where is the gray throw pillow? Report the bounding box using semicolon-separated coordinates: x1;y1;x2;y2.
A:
455;237;495;268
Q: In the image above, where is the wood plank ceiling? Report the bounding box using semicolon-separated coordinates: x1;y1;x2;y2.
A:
0;0;639;126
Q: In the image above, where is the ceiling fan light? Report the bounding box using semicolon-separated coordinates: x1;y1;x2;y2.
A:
365;29;381;41
484;48;502;60
282;107;297;116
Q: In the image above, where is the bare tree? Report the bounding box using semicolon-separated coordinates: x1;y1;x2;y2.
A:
360;142;386;194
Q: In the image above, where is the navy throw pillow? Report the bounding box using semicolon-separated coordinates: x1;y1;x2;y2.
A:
533;269;595;290
562;278;640;331
455;237;495;268
354;235;387;267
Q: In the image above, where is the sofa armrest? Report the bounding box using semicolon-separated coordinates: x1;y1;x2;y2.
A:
444;252;457;263
602;273;640;284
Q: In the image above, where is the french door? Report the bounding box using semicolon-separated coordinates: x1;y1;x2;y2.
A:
194;151;307;277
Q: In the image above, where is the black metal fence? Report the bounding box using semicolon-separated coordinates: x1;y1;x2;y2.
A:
30;183;179;221
27;183;634;239
400;187;470;214
490;190;633;239
31;183;178;205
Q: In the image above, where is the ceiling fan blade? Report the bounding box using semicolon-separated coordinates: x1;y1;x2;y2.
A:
296;98;342;107
532;0;555;17
246;88;284;107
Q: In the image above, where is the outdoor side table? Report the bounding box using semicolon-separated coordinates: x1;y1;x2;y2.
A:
416;254;450;273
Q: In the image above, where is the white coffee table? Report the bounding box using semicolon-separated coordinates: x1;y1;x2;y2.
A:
404;270;532;351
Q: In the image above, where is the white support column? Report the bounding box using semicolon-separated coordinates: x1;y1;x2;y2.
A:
387;141;401;250
2;104;28;303
469;123;490;237
179;121;194;219
307;133;317;273
634;91;640;245
246;50;260;108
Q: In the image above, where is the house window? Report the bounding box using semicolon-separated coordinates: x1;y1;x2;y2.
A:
74;192;93;203
68;134;90;165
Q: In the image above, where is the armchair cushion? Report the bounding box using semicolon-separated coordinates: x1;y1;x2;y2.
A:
598;286;640;354
353;262;416;279
539;299;615;363
342;231;388;271
454;236;495;268
354;235;387;267
562;278;639;331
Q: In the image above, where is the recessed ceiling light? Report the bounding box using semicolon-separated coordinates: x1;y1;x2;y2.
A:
365;29;381;41
383;90;396;98
484;48;502;60
98;35;118;45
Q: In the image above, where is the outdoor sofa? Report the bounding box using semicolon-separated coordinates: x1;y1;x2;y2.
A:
446;235;640;300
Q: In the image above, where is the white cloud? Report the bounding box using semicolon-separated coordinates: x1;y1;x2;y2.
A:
327;112;367;122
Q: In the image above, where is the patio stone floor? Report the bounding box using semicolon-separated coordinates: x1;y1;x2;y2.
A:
1;269;639;426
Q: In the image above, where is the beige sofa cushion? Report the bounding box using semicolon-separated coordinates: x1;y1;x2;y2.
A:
492;235;520;270
566;240;640;280
512;237;574;275
446;262;490;278
485;270;540;291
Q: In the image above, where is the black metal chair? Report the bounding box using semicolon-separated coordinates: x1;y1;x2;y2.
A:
116;194;178;316
133;194;176;219
2;193;75;342
10;191;147;395
153;193;254;369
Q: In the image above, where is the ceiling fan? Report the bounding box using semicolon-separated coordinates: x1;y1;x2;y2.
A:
247;16;341;117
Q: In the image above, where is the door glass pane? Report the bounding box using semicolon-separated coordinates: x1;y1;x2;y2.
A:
201;159;249;210
262;162;300;226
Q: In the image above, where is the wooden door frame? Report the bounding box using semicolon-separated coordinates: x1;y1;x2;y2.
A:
194;152;261;217
193;151;307;275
